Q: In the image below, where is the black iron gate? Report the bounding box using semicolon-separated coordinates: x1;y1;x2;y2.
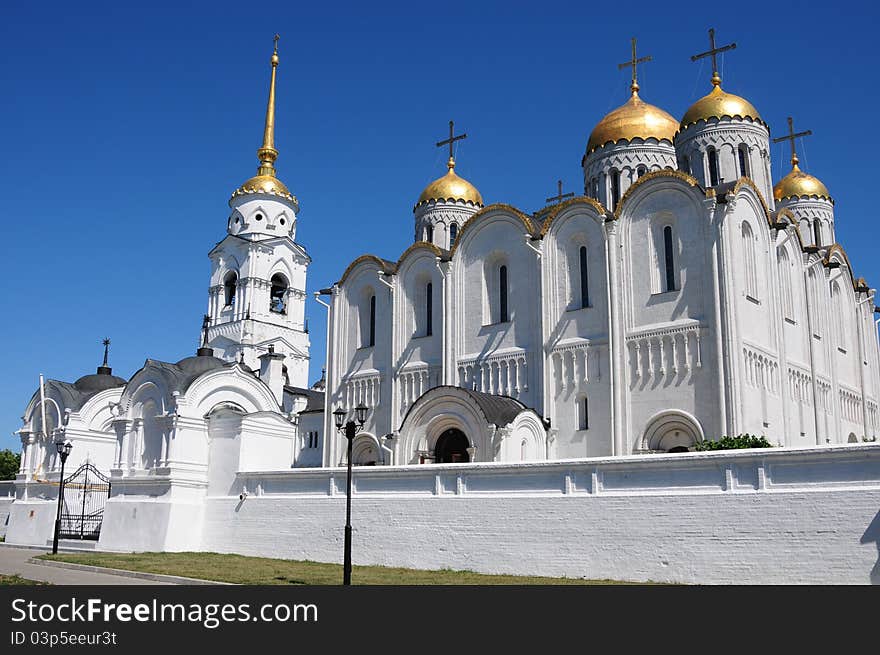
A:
59;463;110;540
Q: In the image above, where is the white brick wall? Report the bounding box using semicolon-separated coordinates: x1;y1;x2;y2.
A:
201;444;880;584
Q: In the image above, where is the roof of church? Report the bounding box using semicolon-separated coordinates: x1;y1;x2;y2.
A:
284;385;325;413
464;389;530;427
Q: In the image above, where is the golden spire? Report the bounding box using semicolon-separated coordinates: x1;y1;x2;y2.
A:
256;34;280;177
690;28;736;87
618;37;652;97
772;116;812;170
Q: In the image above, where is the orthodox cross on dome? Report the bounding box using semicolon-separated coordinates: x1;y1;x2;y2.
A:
772;116;812;168
201;314;210;348
546;180;574;205
690;28;736;87
273;33;279;55
436;120;467;170
102;338;111;366
618;37;652;95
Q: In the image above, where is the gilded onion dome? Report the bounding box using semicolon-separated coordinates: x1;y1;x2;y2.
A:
415;159;483;210
774;156;831;202
231;37;299;210
586;85;678;154
680;83;762;129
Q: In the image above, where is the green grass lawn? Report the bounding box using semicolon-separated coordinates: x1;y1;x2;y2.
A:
0;574;46;585
39;552;633;585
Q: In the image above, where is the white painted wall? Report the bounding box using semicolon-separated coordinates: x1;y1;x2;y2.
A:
201;444;880;584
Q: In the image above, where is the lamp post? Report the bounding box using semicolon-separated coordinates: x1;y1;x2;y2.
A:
333;402;368;586
51;439;73;555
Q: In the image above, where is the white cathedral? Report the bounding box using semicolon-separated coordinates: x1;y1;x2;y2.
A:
5;33;880;555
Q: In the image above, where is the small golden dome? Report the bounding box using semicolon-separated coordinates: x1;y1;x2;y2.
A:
680;85;762;129
586;90;678;155
231;174;297;204
773;162;831;202
415;160;483;209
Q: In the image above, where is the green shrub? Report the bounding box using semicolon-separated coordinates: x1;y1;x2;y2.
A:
693;434;774;451
0;449;20;480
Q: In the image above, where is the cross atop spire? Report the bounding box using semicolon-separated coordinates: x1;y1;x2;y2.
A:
691;28;736;87
618;37;652;95
436;120;467;171
772;116;812;168
201;315;210;348
102;338;111;367
257;35;280;177
546;180;574;205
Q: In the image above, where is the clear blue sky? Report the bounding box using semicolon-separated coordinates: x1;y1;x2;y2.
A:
2;1;878;452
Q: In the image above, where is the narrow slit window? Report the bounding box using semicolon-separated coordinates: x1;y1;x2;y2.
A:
449;223;458;245
579;396;589;430
369;295;376;347
499;265;508;323
610;170;621;209
663;226;676;292
738;145;749;177
708;148;719;186
426;225;434;244
579;246;589;308
426;282;433;337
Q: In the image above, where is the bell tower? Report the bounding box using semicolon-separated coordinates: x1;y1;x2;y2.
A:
205;36;311;388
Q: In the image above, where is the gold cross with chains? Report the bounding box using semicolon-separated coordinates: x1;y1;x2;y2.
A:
436;120;467;166
618;37;651;93
772;116;811;167
273;34;280;54
546;180;574;205
690;28;736;86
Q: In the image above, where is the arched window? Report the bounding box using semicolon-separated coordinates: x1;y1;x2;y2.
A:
449;223;458;245
813;220;822;247
426;282;433;337
637;165;647;179
707;148;719;186
579;245;590;308
426;225;434;244
223;271;237;307
741;222;758;299
610;169;621;209
592;177;599;199
778;247;794;320
270;273;288;314
499;265;509;323
578;396;589;430
663;226;676;292
738;145;749;177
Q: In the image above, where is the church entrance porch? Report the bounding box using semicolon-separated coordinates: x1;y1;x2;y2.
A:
434;429;470;463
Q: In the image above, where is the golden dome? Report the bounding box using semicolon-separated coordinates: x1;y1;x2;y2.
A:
415;160;483;209
231;174;296;203
773;161;831;202
586;89;678;154
680;84;762;129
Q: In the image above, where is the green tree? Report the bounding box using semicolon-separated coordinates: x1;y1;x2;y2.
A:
0;449;20;480
694;434;774;451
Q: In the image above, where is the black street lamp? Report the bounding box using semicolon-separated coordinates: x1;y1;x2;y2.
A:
51;439;73;555
333;402;368;585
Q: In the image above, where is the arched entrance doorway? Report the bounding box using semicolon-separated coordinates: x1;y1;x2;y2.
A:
434;429;470;463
